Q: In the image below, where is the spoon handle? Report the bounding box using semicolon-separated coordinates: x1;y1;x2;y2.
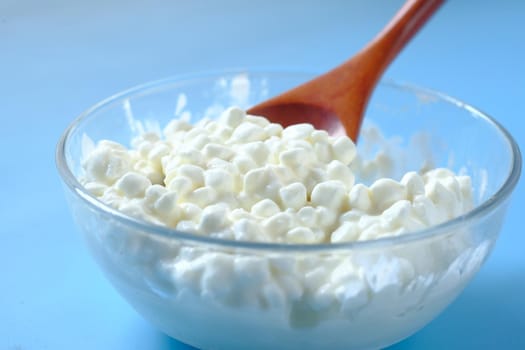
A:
329;0;445;139
361;0;445;71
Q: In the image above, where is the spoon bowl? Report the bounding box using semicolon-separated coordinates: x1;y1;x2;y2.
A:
249;102;343;134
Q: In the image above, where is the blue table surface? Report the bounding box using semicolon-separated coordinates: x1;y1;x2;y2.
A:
2;0;524;349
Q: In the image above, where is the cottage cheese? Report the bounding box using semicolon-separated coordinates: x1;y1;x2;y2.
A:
81;107;473;244
79;107;486;349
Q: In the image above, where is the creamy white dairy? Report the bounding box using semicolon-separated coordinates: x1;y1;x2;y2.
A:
78;107;484;350
81;107;473;244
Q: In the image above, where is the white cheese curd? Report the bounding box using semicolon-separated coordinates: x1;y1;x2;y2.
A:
79;106;485;349
81;107;473;243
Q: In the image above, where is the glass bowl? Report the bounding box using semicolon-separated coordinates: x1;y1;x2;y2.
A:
56;70;521;350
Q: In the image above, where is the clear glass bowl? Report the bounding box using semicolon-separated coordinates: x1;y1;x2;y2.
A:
56;70;521;350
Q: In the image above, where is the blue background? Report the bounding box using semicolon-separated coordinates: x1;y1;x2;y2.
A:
2;0;524;349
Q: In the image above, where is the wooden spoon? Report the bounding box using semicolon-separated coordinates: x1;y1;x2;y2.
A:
247;0;444;140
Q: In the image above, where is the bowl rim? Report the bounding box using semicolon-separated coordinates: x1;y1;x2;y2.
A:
55;69;522;252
